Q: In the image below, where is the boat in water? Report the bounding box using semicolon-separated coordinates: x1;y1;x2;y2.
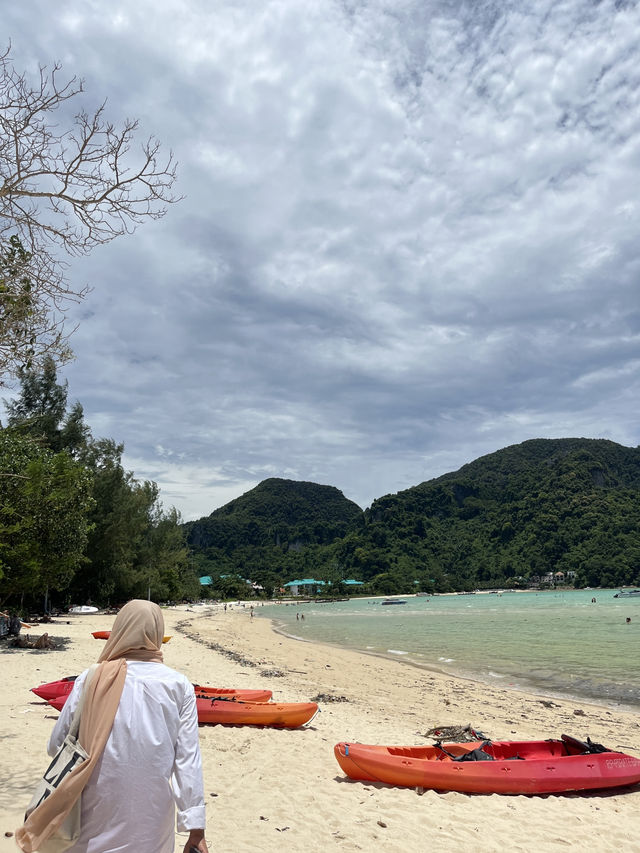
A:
381;599;407;605
614;589;640;598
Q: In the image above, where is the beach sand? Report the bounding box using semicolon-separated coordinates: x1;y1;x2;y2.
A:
1;603;639;852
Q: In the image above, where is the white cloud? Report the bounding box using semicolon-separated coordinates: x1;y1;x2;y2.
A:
3;0;640;517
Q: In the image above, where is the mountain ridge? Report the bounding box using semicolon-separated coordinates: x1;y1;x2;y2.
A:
185;438;640;594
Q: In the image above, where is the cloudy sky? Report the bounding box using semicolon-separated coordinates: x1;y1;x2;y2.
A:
4;0;640;519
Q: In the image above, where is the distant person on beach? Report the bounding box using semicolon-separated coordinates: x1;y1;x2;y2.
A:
17;600;209;853
8;612;22;636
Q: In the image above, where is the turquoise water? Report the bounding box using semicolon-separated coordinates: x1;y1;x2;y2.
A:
259;590;640;709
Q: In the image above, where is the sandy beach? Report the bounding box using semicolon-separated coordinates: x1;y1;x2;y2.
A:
2;603;639;853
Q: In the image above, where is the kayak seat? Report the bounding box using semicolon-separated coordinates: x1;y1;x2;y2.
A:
561;734;612;755
453;741;495;762
435;741;495;762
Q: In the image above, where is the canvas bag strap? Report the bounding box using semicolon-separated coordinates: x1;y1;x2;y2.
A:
67;664;99;741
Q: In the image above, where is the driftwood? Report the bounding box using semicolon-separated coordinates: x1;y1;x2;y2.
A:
424;724;488;742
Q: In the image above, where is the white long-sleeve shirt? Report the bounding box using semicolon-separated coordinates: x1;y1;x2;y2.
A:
48;660;206;852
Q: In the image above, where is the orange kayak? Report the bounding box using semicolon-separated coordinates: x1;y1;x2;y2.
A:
334;736;640;794
196;696;318;728
193;685;272;703
47;694;317;727
92;630;172;642
34;678;270;704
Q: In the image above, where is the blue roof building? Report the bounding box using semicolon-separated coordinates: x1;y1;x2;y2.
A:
284;578;363;595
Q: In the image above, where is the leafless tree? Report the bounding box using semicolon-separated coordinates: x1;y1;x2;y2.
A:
0;45;180;384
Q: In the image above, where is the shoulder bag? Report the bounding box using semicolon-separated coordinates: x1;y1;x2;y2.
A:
24;663;99;852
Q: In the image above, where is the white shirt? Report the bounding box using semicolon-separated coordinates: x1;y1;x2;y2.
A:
48;660;206;853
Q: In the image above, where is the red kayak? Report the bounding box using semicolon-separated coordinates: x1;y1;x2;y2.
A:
31;676;78;701
334;735;640;794
33;678;271;704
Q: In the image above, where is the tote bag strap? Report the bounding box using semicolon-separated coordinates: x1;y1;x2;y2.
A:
67;664;99;740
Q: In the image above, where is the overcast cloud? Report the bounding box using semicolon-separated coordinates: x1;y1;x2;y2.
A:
4;0;640;519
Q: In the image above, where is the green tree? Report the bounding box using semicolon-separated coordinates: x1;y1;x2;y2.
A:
4;355;91;458
5;355;69;448
71;439;192;604
4;359;194;605
71;439;153;603
136;506;192;602
0;236;71;378
0;428;93;608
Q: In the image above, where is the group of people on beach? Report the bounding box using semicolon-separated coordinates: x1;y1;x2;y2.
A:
17;600;209;853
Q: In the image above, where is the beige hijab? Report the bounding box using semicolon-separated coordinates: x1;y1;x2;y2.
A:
16;600;164;852
98;598;164;664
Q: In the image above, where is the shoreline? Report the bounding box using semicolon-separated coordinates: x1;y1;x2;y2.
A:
2;605;639;852
262;590;640;713
268;618;640;716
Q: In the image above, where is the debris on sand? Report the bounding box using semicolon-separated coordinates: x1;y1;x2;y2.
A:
424;723;488;742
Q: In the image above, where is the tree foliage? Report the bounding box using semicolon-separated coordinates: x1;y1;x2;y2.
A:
0;236;71;377
0;360;195;610
0;428;93;605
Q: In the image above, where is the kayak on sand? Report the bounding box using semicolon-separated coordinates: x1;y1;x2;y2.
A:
334;735;640;794
92;630;172;642
196;696;318;728
45;692;317;728
32;677;272;704
193;685;272;702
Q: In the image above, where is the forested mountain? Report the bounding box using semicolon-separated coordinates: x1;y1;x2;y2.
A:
338;438;640;592
4;369;639;611
187;439;640;596
184;479;363;595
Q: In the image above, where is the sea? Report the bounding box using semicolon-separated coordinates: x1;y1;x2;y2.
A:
258;589;640;710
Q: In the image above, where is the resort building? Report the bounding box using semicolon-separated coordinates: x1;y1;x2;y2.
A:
284;578;364;596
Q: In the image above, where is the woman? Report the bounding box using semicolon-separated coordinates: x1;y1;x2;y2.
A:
18;600;209;853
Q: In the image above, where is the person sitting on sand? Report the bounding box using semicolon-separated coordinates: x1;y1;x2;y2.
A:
17;599;209;853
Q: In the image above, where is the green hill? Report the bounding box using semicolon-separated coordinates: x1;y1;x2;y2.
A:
184;479;363;594
185;440;640;595
337;438;640;592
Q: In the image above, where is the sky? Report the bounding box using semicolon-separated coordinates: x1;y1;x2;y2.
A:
3;0;640;520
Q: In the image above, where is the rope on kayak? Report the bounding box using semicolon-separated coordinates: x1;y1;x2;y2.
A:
433;740;495;762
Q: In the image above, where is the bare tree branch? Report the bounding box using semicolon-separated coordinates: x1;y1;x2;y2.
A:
0;45;181;384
